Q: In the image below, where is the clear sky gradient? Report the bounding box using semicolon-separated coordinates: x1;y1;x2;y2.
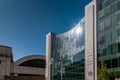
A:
0;0;91;61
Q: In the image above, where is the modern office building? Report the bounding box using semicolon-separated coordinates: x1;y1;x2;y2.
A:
0;45;45;80
97;0;120;71
46;0;120;80
46;18;85;80
85;0;120;80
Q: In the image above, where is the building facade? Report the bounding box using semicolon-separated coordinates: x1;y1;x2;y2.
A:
0;45;45;80
46;18;85;80
98;0;120;71
85;0;120;80
46;0;120;80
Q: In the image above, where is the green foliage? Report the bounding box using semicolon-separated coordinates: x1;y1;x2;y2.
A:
97;61;120;80
97;61;109;80
108;71;120;79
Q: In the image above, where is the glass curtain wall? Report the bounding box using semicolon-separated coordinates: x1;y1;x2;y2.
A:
50;18;85;80
98;0;120;69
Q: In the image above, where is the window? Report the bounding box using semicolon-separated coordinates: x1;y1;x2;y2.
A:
106;60;111;68
102;48;106;56
99;47;106;57
118;43;120;53
111;3;117;13
98;35;105;44
118;1;120;10
119;58;120;67
112;30;118;41
105;18;111;30
98;48;102;57
112;44;118;54
106;45;111;55
105;32;111;42
112;15;117;27
98;10;104;19
98;61;101;68
119;29;120;36
112;58;118;68
117;13;120;24
99;22;104;32
105;7;111;16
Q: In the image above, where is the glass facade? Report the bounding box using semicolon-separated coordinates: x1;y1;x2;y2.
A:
98;0;120;69
50;18;85;80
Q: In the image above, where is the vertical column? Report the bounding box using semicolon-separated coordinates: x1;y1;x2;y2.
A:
46;33;52;80
85;0;97;80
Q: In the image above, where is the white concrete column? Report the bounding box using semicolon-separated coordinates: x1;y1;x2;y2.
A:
85;0;97;80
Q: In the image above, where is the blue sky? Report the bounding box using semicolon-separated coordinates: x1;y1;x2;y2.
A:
0;0;91;61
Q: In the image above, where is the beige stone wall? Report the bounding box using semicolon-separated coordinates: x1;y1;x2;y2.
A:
85;0;97;80
46;33;52;80
0;46;12;80
13;66;45;75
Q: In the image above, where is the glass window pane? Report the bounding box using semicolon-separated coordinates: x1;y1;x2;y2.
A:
106;60;111;68
119;29;120;36
112;15;117;27
112;30;118;41
112;44;118;54
105;32;111;42
105;18;111;30
98;10;104;19
119;58;120;67
99;47;106;57
112;58;118;68
105;7;111;16
118;43;120;53
99;22;104;32
98;48;102;57
118;1;120;10
117;13;120;24
106;45;111;55
111;3;117;13
98;35;105;44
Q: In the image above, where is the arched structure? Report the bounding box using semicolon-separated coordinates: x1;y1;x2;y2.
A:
0;45;46;80
12;55;45;76
14;55;45;68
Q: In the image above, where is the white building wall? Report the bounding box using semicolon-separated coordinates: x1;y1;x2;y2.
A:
46;33;52;80
85;0;97;80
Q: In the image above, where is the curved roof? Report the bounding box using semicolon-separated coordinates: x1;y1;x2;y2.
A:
14;55;45;66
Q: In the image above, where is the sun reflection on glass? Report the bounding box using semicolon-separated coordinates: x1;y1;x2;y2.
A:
76;27;82;34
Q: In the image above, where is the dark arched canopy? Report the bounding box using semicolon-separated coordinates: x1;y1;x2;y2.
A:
14;55;45;68
19;59;45;68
